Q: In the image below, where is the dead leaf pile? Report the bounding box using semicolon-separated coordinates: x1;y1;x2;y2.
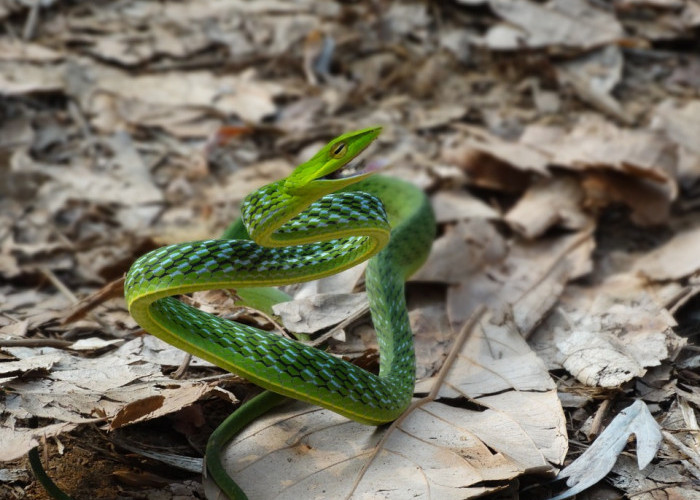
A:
1;1;699;499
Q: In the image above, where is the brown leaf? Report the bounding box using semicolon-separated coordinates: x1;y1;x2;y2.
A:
484;0;624;50
634;224;700;281
505;174;590;238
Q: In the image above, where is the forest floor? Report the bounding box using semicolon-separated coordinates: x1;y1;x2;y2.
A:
1;1;699;499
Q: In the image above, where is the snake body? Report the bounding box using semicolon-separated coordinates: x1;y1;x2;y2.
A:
124;127;435;495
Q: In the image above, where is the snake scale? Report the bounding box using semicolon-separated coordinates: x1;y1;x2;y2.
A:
124;126;436;498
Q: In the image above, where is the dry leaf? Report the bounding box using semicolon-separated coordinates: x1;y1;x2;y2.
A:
0;422;80;462
0;338;229;459
608;455;699;500
412;219;508;285
209;311;566;499
505;174;590;238
444;125;551;179
556;45;631;123
634;224;700;281
110;384;234;429
410;305;453;380
520;115;677;188
483;0;624;50
551;400;662;500
287;264;368;299
446;229;594;334
532;273;682;387
207;401;524;499
0;353;63;376
431;190;501;223
83;66;281;135
273;293;368;334
0;38;62;62
0;61;64;94
519;116;679;224
652;99;700;184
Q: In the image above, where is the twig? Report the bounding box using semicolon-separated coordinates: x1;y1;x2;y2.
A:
0;338;72;348
172;353;193;379
42;268;121;339
62;277;125;325
588;397;613;439
662;430;700;472
22;0;40;40
40;267;79;305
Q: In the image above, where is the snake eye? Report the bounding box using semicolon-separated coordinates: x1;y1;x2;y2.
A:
330;142;347;159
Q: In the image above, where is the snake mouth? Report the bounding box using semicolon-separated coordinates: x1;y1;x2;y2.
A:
321;158;387;180
322;158;367;180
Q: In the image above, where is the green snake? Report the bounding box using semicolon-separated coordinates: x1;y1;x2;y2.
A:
124;127;435;498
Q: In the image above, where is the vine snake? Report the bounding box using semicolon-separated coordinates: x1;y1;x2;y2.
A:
124;126;436;498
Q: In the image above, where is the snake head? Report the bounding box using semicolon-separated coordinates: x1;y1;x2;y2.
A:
283;126;382;196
